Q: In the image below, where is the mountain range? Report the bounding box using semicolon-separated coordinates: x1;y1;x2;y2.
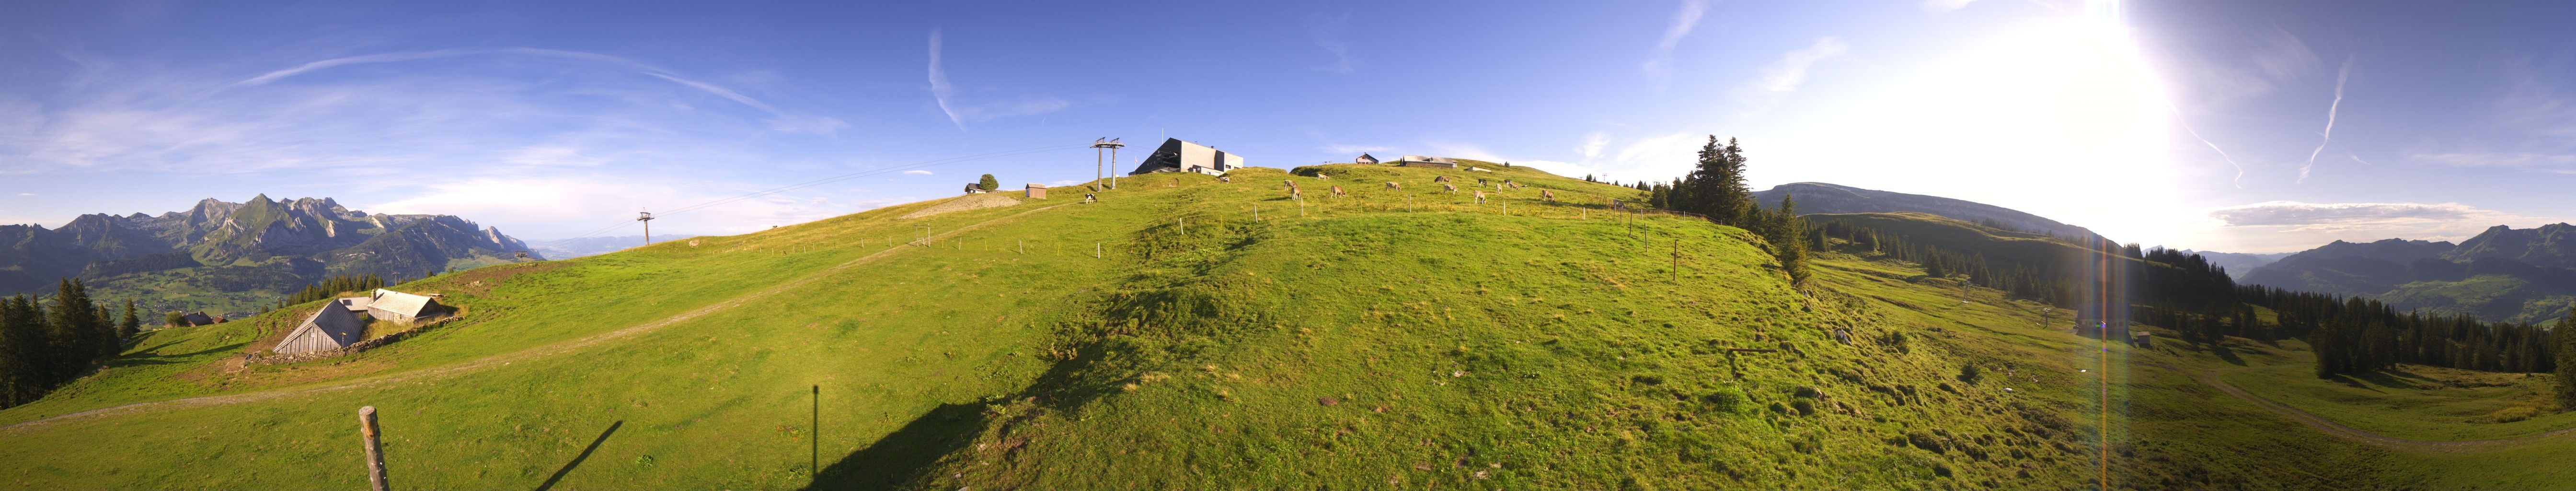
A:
2241;224;2576;324
0;195;538;316
529;234;700;259
2176;250;2297;280
1753;181;2104;243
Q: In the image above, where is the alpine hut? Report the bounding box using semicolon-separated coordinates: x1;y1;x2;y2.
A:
275;301;367;354
363;288;446;324
1354;153;1379;165
1127;138;1245;176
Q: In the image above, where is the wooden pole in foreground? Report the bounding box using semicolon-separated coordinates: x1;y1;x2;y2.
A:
811;385;819;475
359;406;390;491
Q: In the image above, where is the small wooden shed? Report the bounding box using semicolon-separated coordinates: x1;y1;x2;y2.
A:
1025;184;1049;199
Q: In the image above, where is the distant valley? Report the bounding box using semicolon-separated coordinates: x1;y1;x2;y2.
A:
2241;224;2576;324
0;195;539;316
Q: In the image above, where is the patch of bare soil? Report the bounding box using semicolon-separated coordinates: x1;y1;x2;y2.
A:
899;193;1022;220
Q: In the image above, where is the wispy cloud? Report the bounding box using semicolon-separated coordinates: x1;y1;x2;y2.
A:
902;169;934;175
1321;144;1392;154
1311;13;1356;74
1578;130;1611;161
2206;200;2566;246
1732;36;1848;112
928;28;967;131
2298;56;2353;183
229;47;846;135
1640;0;1711;88
2211;200;2476;227
1921;0;1979;13
2405;152;2576;172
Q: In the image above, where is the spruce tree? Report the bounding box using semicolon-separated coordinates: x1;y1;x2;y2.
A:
977;174;1000;191
1773;195;1809;284
0;295;36;406
2555;305;2576;409
118;300;140;339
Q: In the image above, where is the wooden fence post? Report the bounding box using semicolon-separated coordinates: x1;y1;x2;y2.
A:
359;406;390;491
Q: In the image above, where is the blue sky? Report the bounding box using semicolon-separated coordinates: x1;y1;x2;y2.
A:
1;0;2570;252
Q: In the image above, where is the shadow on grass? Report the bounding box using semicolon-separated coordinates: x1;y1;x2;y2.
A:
804;340;1128;491
2321;374;2385;393
105;343;248;367
2208;344;2246;366
532;420;621;491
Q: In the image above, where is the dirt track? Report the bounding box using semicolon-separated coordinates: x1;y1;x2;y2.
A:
2;205;1064;433
2175;366;2576;452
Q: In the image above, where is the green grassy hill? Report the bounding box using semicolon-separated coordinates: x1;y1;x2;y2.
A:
1;162;2569;489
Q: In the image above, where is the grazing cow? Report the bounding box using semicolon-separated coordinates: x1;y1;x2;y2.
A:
1434;175;1451;183
1330;185;1346;197
1541;189;1556;202
1386;182;1401;190
1474;190;1487;204
1442;183;1458;193
1283;179;1297;189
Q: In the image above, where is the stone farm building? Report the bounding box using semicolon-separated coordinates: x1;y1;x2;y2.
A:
1394;155;1458;168
1128;138;1244;176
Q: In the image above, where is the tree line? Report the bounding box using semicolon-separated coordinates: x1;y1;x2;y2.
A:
1803;214;2562;380
2231;286;2561;377
0;280;138;408
259;273;386;314
1629;137;1811;283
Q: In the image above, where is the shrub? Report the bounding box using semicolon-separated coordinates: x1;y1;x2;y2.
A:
1907;430;1944;453
1958;364;1983;384
1703;390;1745;413
2490;406;2541;423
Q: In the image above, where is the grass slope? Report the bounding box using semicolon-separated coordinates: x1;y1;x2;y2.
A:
0;162;2568;490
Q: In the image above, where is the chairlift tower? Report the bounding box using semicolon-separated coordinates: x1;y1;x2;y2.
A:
1092;138;1125;190
637;210;655;246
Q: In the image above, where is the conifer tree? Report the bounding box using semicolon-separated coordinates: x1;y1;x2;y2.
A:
1771;195;1809;284
118;300;140;339
2555;305;2576;409
0;295;37;406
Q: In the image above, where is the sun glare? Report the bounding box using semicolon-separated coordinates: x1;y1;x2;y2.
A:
1770;0;2190;246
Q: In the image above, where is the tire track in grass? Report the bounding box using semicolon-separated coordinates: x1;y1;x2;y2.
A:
3;205;1067;433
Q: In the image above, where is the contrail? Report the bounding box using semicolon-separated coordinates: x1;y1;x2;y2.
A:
2300;56;2353;183
2170;104;2244;188
2348;153;2372;165
928;28;966;131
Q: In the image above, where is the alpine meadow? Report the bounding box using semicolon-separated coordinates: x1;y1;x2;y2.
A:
5;1;2575;490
